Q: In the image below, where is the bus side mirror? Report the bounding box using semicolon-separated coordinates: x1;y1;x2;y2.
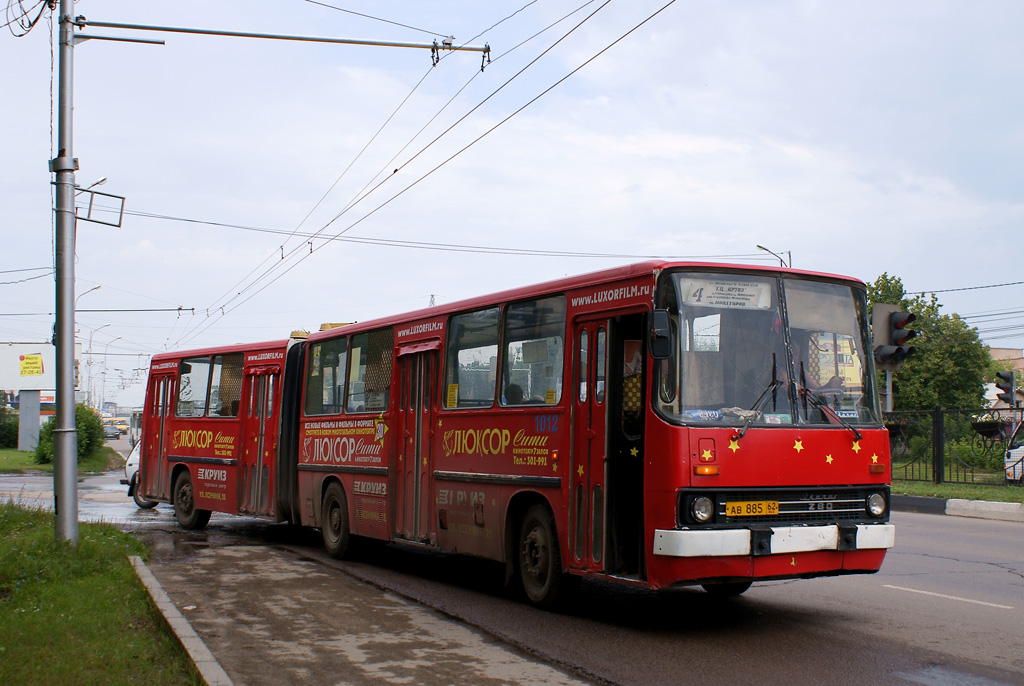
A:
649;309;673;360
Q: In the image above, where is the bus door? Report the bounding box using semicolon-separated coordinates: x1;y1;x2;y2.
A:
396;350;436;543
239;366;280;516
570;319;609;573
143;372;176;501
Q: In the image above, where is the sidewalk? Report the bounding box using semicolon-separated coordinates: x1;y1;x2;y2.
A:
131;534;592;686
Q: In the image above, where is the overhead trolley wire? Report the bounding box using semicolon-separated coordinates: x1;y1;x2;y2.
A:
173;1;579;347
301;0;450;38
174;0;680;348
187;1;553;334
172;1;617;347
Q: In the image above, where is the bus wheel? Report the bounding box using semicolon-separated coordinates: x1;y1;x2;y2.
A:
701;581;752;597
518;504;564;609
321;482;351;559
173;471;211;530
132;475;158;509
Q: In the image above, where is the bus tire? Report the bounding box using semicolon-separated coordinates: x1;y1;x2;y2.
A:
321;482;351;559
701;581;752;597
518;504;564;610
173;471;211;530
131;474;158;509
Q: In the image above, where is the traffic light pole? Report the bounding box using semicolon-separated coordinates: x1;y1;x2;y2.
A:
884;370;893;413
52;0;79;544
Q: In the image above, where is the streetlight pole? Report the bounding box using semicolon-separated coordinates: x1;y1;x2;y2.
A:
756;244;792;268
86;324;110;408
51;0;79;544
99;336;122;414
76;284;100;307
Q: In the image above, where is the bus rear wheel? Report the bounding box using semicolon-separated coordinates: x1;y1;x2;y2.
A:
321;482;351;559
173;471;211;530
518;504;564;609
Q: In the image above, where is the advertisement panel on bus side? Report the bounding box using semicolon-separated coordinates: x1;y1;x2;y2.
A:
300;416;390;467
567;276;654;313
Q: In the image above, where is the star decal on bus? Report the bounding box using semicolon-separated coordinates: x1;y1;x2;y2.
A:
851;440;861;454
728;438;740;452
871;454;879;463
630;447;639;457
793;440;804;453
577;465;584;477
825;454;833;464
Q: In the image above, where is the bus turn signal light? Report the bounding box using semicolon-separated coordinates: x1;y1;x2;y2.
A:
694;465;719;476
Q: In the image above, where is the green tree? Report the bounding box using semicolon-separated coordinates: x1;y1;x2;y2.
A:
867;273;994;410
34;404;105;464
0;393;17;449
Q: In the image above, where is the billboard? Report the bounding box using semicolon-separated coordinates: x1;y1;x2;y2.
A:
0;343;58;391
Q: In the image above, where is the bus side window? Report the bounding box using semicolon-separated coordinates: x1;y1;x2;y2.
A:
444;308;500;409
208;353;243;417
346;328;394;413
304;338;348;416
502;296;565;406
176;357;211;418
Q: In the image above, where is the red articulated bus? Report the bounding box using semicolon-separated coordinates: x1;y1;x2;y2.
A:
139;261;894;607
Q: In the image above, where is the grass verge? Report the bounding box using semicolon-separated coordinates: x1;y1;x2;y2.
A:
0;446;124;474
892;479;1024;503
0;502;199;685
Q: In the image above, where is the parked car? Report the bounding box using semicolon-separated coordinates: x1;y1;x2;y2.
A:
103;424;121;440
120;442;158;509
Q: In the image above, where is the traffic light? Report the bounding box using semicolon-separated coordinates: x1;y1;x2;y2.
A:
996;371;1016;406
872;303;916;371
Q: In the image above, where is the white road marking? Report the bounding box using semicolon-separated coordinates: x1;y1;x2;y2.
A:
883;584;1014;610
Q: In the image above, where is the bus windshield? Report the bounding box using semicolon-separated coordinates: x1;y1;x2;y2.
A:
655;271;880;427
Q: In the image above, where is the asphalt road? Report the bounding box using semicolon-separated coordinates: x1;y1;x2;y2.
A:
3;456;1023;685
284;511;1024;686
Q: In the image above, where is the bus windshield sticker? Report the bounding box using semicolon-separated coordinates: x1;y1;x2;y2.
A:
679;279;772;310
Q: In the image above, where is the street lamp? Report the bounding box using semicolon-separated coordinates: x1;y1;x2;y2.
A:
74;177;107;194
75;284;100;308
86;324;110;408
756;244;792;268
99;335;122;414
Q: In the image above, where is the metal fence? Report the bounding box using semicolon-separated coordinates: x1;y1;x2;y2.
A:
886;407;1023;485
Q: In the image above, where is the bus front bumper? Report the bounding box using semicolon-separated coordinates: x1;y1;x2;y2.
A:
653;523;895;558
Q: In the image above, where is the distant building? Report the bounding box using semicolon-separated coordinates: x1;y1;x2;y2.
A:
991;347;1024;374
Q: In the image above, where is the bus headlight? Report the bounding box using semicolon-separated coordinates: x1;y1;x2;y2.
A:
691;496;714;523
867;492;887;517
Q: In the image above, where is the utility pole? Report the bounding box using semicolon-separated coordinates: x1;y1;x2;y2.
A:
43;8;488;545
51;0;79;543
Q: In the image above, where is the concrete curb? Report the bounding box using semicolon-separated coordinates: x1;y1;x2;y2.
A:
892;494;1024;522
945;498;1024;523
129;556;233;686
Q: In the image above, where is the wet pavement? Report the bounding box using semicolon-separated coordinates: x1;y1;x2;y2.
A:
0;455;594;686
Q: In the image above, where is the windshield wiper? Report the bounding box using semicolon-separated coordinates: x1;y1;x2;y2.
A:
734;379;781;442
801;390;863;441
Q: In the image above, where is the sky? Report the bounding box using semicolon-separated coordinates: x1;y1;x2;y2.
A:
2;0;1023;409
